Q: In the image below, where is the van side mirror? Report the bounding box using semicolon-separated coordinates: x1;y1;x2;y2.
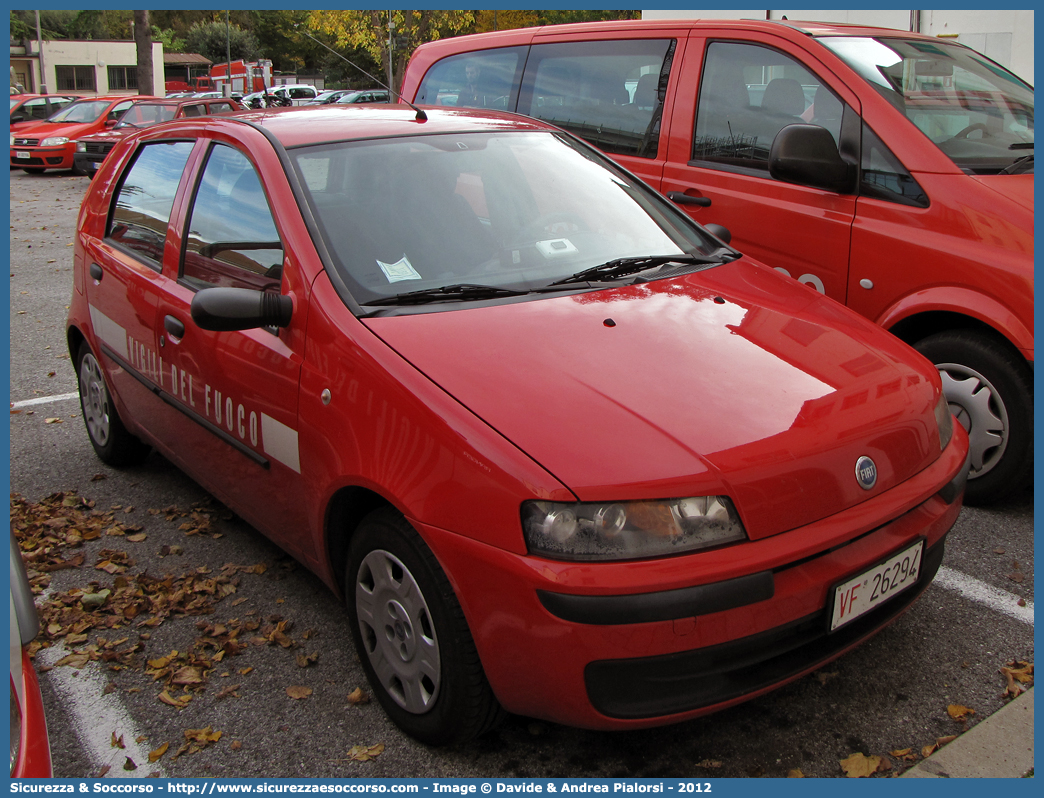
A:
769;124;855;194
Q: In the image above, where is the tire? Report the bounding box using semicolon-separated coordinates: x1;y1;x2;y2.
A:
915;330;1032;505
21;167;44;175
345;507;504;745
75;341;151;466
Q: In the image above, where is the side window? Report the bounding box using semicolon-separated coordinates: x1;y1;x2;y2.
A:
694;41;843;170
181;144;284;293
860;124;929;207
109;100;135;123
518;39;676;158
415;47;526;110
107;141;195;267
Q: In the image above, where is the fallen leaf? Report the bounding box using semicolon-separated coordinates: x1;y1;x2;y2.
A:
787;769;804;778
813;670;839;686
123;756;137;771
347;743;385;762
44;417;62;424
947;703;975;721
96;765;111;778
111;732;125;749
286;685;312;700
839;752;884;778
158;691;192;709
126;533;147;543
295;651;319;668
231;740;242;751
148;742;169;763
216;684;240;700
890;748;912;757
347;687;370;705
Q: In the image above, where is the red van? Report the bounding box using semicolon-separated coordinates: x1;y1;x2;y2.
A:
402;19;1033;504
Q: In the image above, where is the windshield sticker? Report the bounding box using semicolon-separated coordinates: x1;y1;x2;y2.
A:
377;255;422;283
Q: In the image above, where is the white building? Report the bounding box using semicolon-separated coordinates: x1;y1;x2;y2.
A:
10;38;165;96
641;9;1034;83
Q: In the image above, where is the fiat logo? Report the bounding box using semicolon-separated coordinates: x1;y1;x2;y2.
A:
855;456;878;490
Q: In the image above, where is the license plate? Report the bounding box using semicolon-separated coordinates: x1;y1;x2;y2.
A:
16;151;30;159
829;539;924;631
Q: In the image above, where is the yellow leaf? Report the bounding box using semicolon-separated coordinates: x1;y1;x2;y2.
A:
787;769;805;778
347;687;370;705
286;685;312;700
148;742;169;763
347;743;385;762
947;703;975;720
839;752;883;778
158;690;192;708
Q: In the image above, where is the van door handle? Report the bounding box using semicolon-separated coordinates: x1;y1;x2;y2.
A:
89;263;103;281
666;191;711;207
164;315;186;339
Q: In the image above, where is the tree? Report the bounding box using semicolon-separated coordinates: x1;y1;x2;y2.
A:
133;10;153;95
306;10;473;93
184;20;262;65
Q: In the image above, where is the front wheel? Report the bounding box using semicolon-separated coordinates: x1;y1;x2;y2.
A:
76;341;151;466
915;330;1032;505
345;508;504;745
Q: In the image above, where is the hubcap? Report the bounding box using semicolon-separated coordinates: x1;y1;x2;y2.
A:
937;362;1008;478
355;549;440;714
79;353;111;446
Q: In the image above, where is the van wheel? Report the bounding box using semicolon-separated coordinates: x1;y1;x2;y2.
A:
345;508;504;745
76;341;151;466
915;330;1032;505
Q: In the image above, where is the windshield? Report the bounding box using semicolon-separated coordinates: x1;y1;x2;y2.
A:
116;103;177;128
290;131;724;309
46;100;111;124
819;36;1033;174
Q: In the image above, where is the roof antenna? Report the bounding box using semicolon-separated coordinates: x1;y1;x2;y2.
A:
294;24;427;121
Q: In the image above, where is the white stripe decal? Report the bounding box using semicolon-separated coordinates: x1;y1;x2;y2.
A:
88;305;129;361
934;566;1034;626
11;392;79;409
261;413;301;473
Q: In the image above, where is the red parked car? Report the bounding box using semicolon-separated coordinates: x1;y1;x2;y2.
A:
10;534;51;777
10;94;155;174
74;96;244;175
402;18;1033;505
67;105;968;744
9;93;81;129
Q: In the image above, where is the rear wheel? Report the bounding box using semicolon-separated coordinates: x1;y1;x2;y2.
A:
76;341;150;466
915;330;1032;505
345;507;504;745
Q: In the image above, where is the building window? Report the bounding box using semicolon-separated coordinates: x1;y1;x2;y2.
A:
107;66;138;91
55;65;96;92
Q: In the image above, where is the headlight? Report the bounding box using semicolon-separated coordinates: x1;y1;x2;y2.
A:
934;392;954;451
9;135;15;146
39;136;69;148
75;141;86;152
522;496;747;561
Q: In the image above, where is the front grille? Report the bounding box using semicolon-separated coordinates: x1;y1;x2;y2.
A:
11;156;44;166
82;142;114;155
12;138;39;147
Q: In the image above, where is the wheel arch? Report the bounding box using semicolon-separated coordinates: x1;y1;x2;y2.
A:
324;486;397;596
888;310;1030;366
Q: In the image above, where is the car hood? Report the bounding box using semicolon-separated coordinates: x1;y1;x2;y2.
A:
364;262;943;539
13;120;98;139
970;173;1033;211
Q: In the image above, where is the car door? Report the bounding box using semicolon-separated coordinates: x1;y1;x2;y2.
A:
83;139;197;434
661;34;860;303
153;137;315;563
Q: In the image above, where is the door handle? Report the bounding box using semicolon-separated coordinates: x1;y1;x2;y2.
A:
89;263;103;281
164;315;186;339
666;191;711;207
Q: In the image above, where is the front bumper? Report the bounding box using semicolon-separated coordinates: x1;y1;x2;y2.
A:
10;145;73;170
418;427;969;730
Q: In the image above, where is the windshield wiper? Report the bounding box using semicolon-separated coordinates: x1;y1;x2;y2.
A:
549;254;727;286
1000;154;1034;175
362;283;531;306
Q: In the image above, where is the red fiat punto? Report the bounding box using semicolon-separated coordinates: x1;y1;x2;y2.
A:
66;105;968;744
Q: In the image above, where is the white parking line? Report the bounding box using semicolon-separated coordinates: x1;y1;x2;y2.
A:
11;392;79;409
36;641;168;778
934;565;1034;626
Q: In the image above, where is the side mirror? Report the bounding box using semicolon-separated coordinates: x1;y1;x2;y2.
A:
769;124;855;194
191;287;293;332
702;223;731;245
